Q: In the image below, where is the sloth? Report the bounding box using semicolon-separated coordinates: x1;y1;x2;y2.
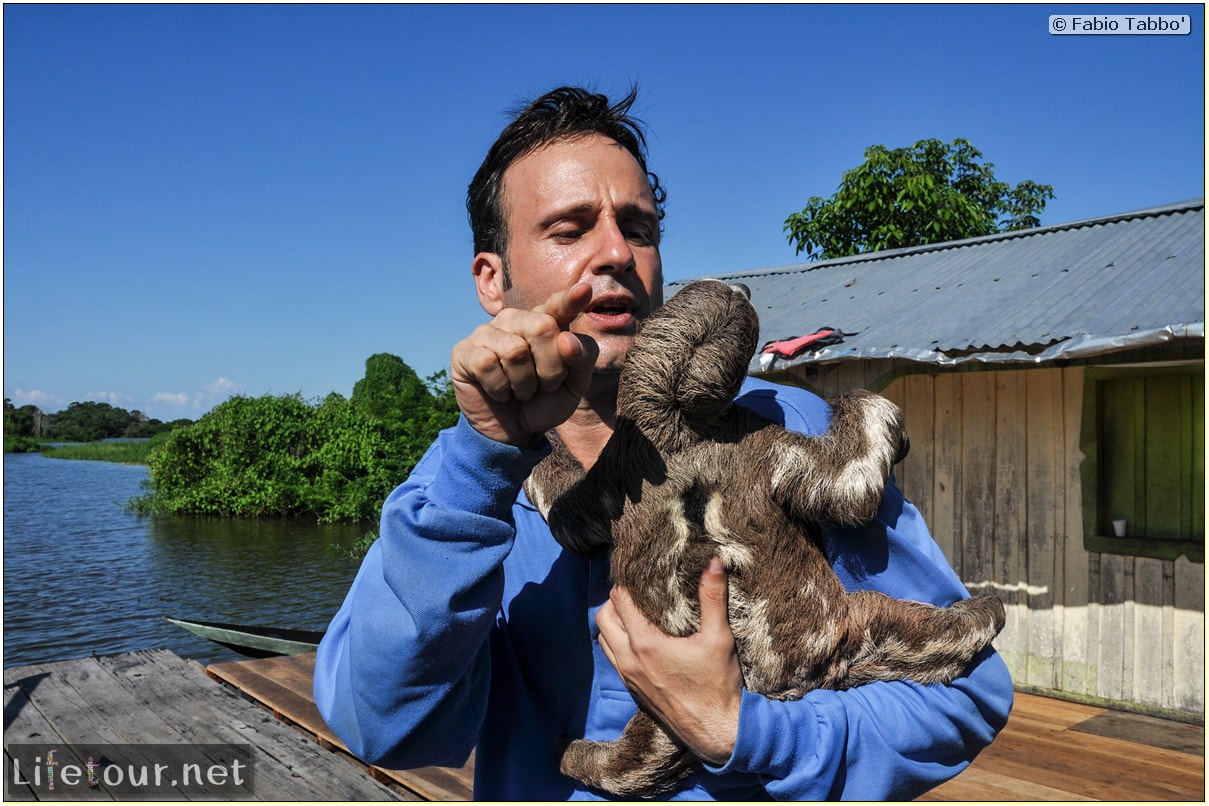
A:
523;279;1006;798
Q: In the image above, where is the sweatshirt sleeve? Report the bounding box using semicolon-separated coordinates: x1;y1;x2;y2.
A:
313;416;549;769
704;481;1014;800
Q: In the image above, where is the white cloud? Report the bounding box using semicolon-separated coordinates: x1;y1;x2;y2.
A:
147;377;247;420
151;392;191;409
201;377;244;398
5;388;64;411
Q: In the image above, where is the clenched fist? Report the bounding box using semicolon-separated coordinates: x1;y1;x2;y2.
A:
451;282;600;446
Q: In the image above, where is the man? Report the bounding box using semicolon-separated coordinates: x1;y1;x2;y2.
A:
314;86;1013;800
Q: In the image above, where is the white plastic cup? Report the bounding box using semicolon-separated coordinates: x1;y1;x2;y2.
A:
1112;519;1127;537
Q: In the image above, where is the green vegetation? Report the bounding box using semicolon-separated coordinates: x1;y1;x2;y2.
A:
5;435;50;454
333;531;382;560
784;137;1054;260
130;355;459;525
42;439;161;464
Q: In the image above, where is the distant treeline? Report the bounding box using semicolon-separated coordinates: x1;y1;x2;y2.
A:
130;354;459;524
4;398;191;450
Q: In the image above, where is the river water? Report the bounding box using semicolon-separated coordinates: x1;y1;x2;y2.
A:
2;452;369;668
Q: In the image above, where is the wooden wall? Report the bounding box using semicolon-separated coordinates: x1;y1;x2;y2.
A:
783;360;1205;719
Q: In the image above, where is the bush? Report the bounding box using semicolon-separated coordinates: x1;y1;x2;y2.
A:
4;435;49;454
132;358;459;525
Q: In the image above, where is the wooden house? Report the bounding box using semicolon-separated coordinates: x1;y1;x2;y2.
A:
673;198;1205;721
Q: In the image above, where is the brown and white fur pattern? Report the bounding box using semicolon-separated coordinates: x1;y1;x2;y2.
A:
524;280;1005;798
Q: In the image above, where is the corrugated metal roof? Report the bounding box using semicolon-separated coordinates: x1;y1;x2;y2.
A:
668;199;1205;372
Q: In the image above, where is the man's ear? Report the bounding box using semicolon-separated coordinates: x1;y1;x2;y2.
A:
473;252;506;316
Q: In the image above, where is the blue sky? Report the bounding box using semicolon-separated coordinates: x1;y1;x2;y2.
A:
4;4;1204;421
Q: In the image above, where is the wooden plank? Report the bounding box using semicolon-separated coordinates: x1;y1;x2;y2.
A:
1025;369;1062;689
931;372;961;572
1044;369;1069;687
85;650;405;801
249;654;317;694
994;371;1028;667
205;659;318;727
1191;376;1205;538
1121;557;1137;704
1161;558;1178;709
1132;557;1170;710
961;372;996;597
207;654;474;801
1096;553;1127;702
1060;366;1092;697
898;372;935;517
1173;557;1206;713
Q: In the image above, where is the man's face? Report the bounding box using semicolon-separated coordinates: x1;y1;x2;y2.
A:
486;133;664;375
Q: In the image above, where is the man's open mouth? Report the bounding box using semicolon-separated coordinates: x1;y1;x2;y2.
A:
584;300;637;330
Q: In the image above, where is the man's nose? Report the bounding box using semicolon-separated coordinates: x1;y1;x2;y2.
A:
591;219;636;274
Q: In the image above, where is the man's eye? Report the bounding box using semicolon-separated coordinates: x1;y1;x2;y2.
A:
627;228;654;245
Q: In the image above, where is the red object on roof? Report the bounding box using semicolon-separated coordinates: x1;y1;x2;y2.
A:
761;328;845;359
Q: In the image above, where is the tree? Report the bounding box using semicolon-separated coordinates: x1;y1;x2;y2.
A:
47;400;169;443
351;353;428;421
135;354;460;523
783;138;1054;260
4;399;38;437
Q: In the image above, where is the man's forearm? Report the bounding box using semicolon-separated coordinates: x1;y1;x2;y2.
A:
314;419;545;767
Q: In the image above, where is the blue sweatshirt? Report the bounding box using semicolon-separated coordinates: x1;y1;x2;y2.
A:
314;378;1013;800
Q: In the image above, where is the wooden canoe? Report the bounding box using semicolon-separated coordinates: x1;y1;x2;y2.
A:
165;617;324;658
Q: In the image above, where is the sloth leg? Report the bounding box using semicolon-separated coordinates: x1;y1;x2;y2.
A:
559;710;700;799
839;591;1006;687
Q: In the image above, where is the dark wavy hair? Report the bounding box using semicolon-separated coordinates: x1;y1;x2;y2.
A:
466;86;667;283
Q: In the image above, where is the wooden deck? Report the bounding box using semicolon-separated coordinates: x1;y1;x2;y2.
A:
5;648;1203;800
207;652;1205;802
3;650;408;800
